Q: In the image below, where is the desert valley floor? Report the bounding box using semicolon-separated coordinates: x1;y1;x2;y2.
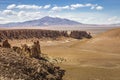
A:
0;27;120;80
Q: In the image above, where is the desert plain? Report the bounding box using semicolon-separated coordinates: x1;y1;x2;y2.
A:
0;27;119;80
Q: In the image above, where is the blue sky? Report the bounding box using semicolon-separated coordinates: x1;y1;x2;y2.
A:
0;0;120;24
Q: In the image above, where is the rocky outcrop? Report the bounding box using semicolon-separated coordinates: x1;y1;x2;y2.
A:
30;41;41;59
70;31;92;39
0;29;92;41
0;40;65;80
0;29;68;40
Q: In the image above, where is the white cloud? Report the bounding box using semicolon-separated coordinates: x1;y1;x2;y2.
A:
0;18;9;24
6;4;51;10
44;4;51;9
6;3;104;11
7;4;16;9
51;5;70;11
71;4;84;9
17;11;43;21
2;10;16;15
0;17;6;21
17;11;26;17
51;6;60;11
0;9;43;23
108;16;120;23
96;6;103;10
108;16;117;21
85;3;93;7
62;6;70;9
16;5;42;9
70;3;99;10
51;3;103;11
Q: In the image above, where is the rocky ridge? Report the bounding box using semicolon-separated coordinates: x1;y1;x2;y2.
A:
0;29;92;41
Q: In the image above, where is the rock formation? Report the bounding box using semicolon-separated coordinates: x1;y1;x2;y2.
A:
0;29;92;40
30;41;41;59
0;40;65;80
0;48;65;80
70;31;92;39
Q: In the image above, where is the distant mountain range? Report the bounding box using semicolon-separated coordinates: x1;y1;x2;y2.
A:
0;16;81;27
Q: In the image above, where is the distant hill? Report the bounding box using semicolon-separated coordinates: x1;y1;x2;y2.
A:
0;16;81;27
110;23;120;26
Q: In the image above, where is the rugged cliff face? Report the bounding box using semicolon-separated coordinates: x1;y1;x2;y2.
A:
0;40;65;80
0;29;92;41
